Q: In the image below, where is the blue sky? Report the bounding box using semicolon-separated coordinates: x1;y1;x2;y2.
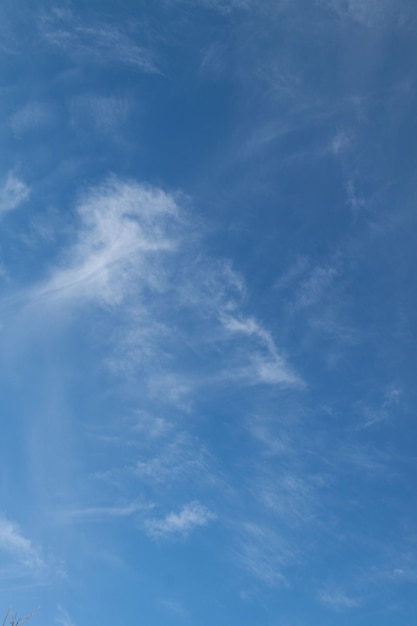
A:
0;0;416;624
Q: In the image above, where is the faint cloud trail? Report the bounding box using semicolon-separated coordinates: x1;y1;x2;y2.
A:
0;172;30;216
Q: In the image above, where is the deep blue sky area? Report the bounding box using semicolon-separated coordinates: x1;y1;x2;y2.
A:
0;1;416;625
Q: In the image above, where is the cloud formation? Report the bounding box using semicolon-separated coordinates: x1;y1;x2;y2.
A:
220;314;301;386
0;516;44;573
318;586;362;610
10;101;55;135
0;172;30;216
317;0;396;25
32;178;180;307
145;501;216;539
56;605;76;626
57;503;147;524
20;177;300;398
237;522;296;586
40;9;160;73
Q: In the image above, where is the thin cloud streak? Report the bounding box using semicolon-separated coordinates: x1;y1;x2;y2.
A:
40;9;160;73
220;313;302;386
56;503;149;524
316;0;397;26
236;522;297;587
56;605;76;626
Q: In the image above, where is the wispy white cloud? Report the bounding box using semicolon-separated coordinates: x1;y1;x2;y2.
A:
276;257;356;346
318;586;362;610
236;522;296;586
10;101;55;135
375;554;417;585
7;176;302;566
56;605;75;626
325;542;417;610
333;443;390;476
0;517;44;573
355;544;417;591
56;502;148;524
316;0;397;26
221;314;277;354
294;265;337;310
131;411;174;440
0;172;30;216
133;432;213;487
243;354;300;386
69;95;131;135
168;0;254;13
345;179;366;212
24;176;300;394
248;417;294;457
40;9;160;73
145;501;216;539
274;256;308;291
357;385;403;429
92;414;218;498
31;178;180;308
331;130;353;156
160;598;188;618
199;41;230;79
256;473;318;526
220;313;302;386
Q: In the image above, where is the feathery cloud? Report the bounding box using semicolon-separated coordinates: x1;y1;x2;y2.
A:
69;95;131;134
317;0;396;25
10;101;55;135
56;502;148;524
220;313;302;386
31;178;180;308
0;517;44;573
236;522;296;586
56;605;76;626
133;432;213;487
168;0;253;13
0;172;30;216
21;176;300;395
145;501;216;539
40;9;160;73
318;586;362;610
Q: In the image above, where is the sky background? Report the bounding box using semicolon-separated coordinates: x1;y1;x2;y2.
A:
0;1;417;625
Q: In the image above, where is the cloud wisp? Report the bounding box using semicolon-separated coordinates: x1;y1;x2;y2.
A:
0;172;30;216
145;501;216;539
0;516;45;577
236;522;297;587
316;0;397;26
220;313;301;386
56;605;76;626
3;175;304;591
30;178;180;309
40;9;160;73
19;176;300;397
10;101;55;136
56;502;149;525
318;586;362;610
